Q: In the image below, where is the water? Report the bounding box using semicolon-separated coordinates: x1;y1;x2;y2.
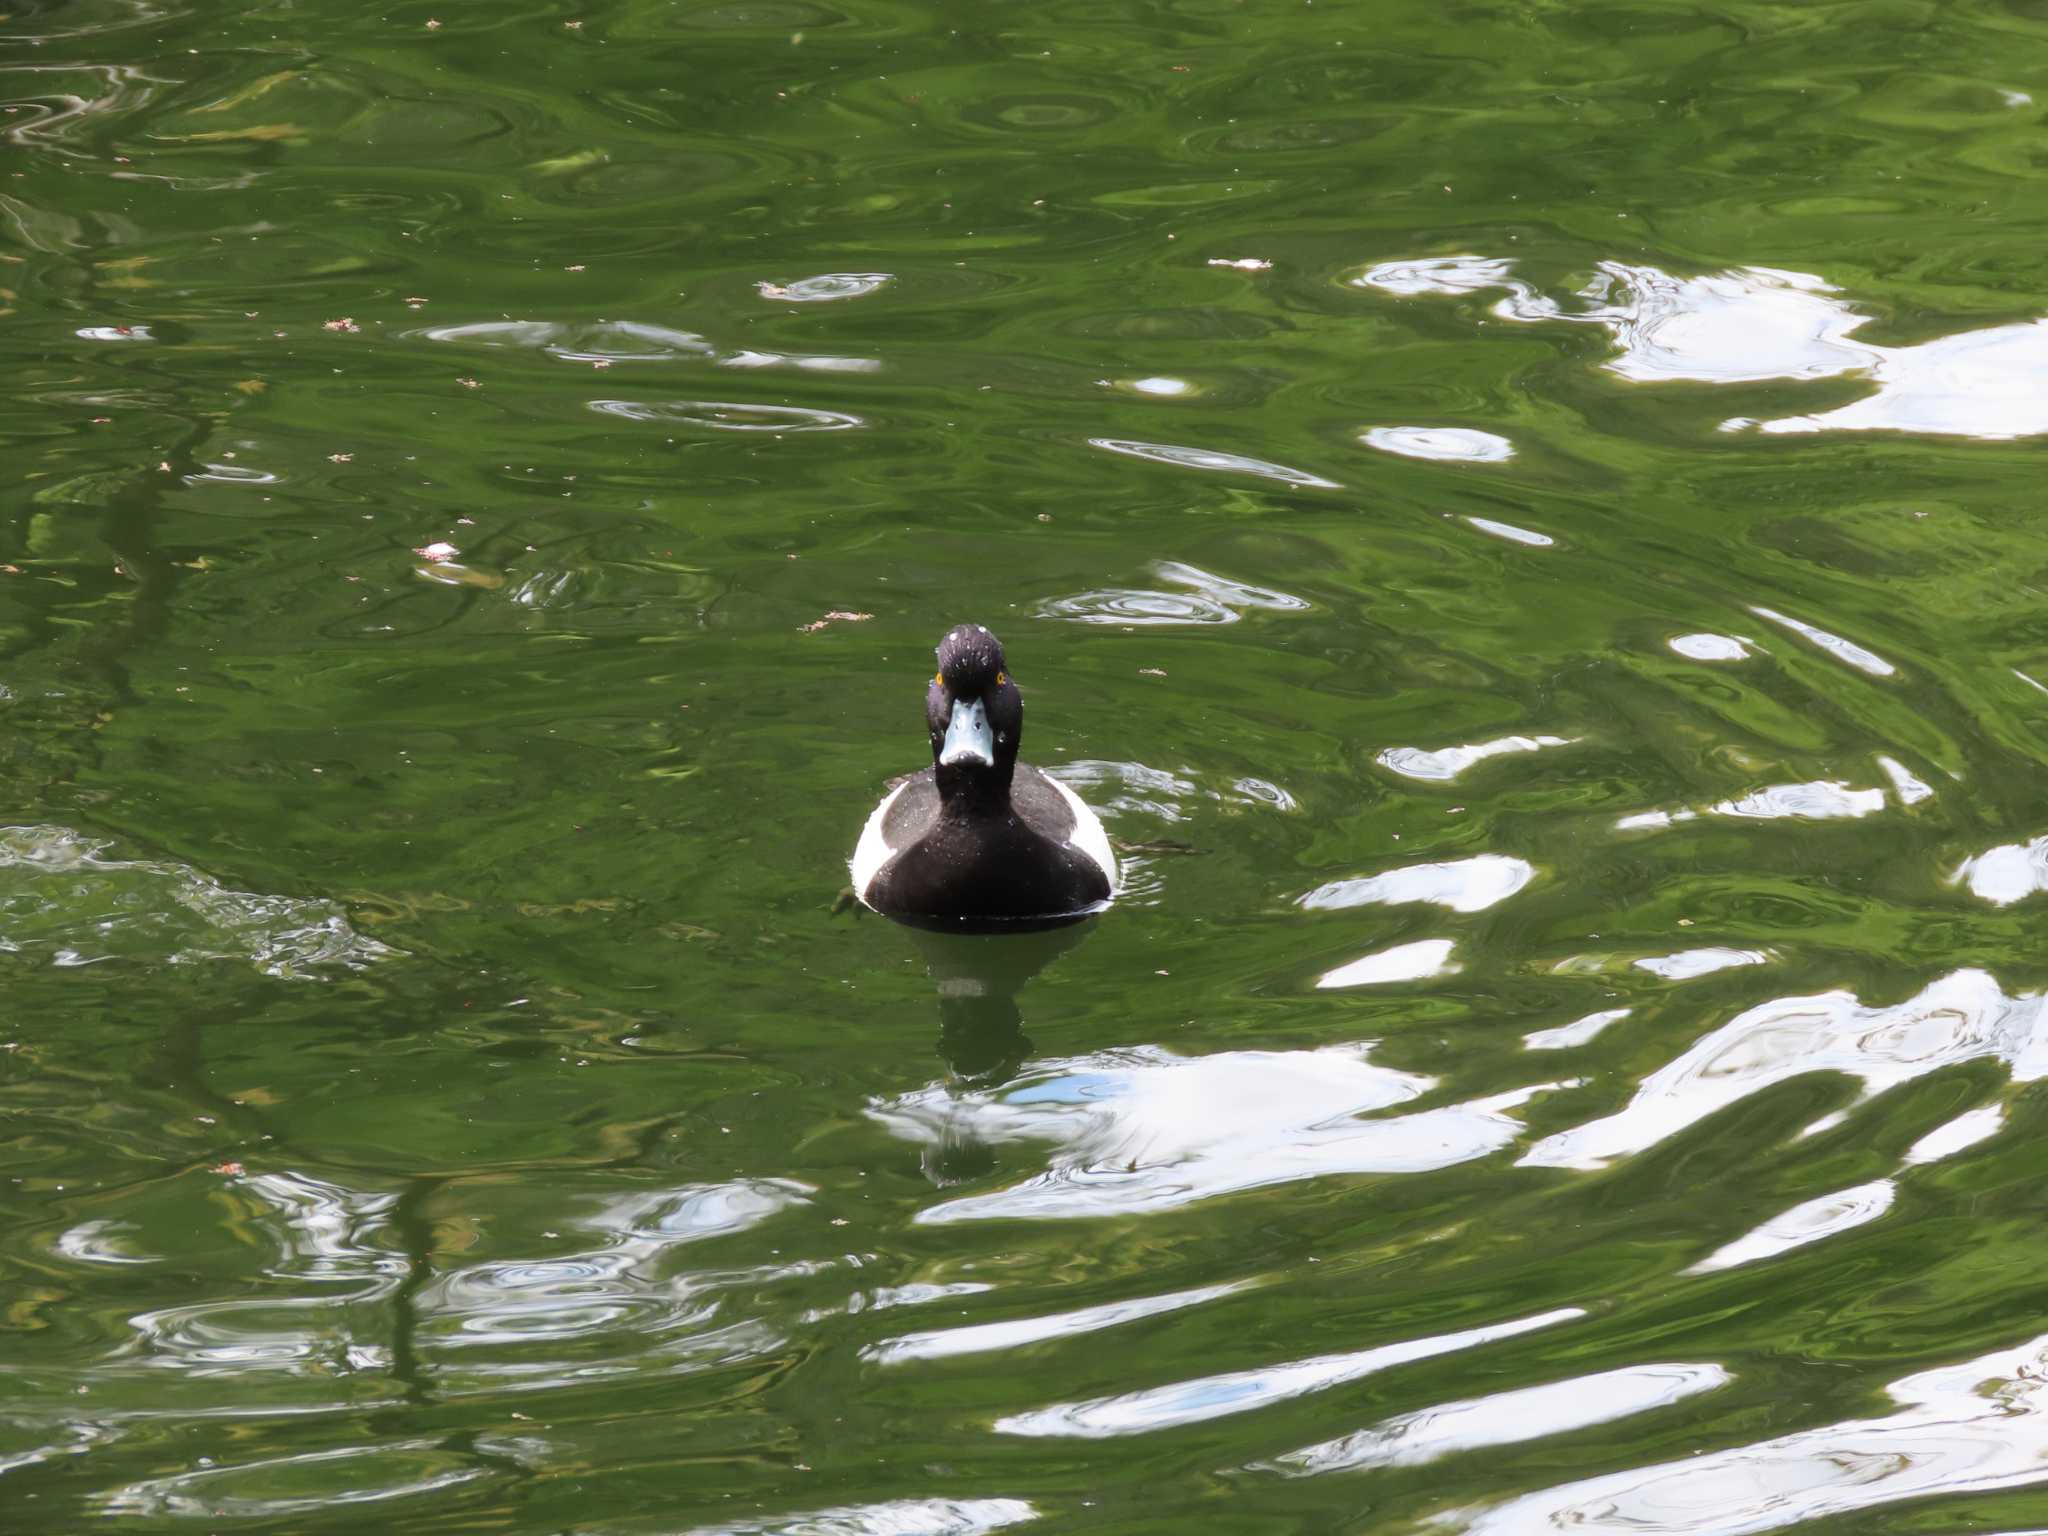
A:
8;0;2048;1530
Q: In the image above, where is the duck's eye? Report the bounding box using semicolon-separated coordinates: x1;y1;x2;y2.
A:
996;671;1007;687
933;671;943;687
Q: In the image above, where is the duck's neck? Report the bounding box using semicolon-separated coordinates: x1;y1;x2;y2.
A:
935;760;1016;818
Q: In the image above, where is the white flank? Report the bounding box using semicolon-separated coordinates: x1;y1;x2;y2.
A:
1048;776;1118;894
850;781;908;901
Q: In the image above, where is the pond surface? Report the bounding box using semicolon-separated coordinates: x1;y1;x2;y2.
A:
8;0;2048;1531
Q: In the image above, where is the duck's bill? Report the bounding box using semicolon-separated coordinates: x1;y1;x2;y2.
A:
939;698;994;766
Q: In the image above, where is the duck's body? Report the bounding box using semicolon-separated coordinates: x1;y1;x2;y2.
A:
851;625;1116;931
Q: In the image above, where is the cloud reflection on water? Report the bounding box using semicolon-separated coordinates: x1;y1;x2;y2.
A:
1357;255;2048;440
1523;969;2041;1171
872;1044;1569;1221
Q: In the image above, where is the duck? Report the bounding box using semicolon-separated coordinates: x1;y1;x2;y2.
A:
851;624;1117;930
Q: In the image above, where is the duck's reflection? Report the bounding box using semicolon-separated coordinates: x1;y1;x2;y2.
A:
898;923;1094;1186
907;923;1092;1082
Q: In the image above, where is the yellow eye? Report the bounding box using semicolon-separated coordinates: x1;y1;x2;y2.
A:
996;671;1007;686
933;672;943;687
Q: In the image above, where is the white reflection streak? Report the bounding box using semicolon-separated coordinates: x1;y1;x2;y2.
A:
1904;1102;2004;1164
1522;968;2047;1170
871;1044;1568;1221
1301;854;1535;914
590;399;862;432
1362;427;1516;463
1445;1330;2048;1535
1743;318;2048;439
995;1307;1582;1438
1087;437;1340;488
1317;938;1458;988
684;1497;1037;1536
1749;606;1896;677
1353;255;1525;298
413;319;880;376
1952;834;2048;905
1524;1007;1631;1051
1563;264;1876;384
1377;735;1572;782
1687;1101;2007;1276
1466;516;1551;545
1618;779;1889;832
1876;754;1934;805
865;1281;1249;1365
1709;781;1886;820
1685;1179;1895;1274
1271;1361;1728;1474
1668;632;1751;661
1633;947;1769;980
55;1219;157;1266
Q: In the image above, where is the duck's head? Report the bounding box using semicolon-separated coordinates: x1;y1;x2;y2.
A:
927;624;1022;796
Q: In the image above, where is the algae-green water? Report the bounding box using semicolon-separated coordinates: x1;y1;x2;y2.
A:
9;1;2048;1531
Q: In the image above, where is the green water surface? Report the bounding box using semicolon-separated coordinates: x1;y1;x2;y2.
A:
9;0;2048;1531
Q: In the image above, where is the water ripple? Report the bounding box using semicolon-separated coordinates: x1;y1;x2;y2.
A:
415;1178;810;1390
101;1441;491;1519
757;271;892;302
0;824;392;978
591;398;863;432
1038;561;1309;628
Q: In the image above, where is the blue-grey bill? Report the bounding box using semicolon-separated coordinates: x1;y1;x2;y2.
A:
939;699;994;766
